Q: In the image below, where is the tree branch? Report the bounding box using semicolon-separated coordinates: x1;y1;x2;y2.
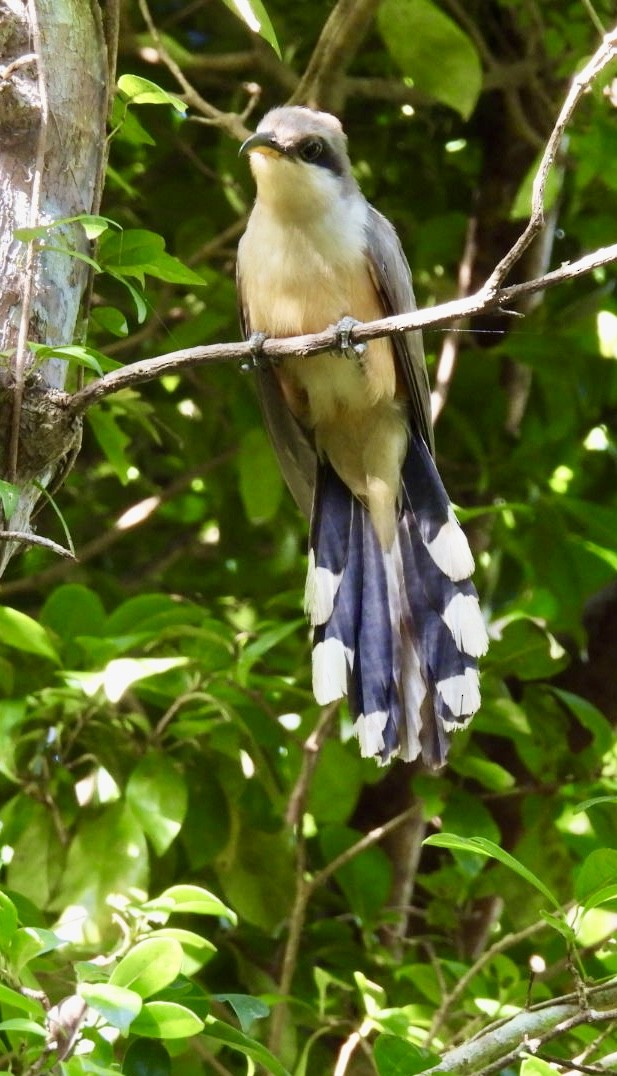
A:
289;0;383;112
485;25;617;293
65;241;617;416
423;978;617;1074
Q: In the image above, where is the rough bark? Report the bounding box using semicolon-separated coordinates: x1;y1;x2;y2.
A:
0;0;108;573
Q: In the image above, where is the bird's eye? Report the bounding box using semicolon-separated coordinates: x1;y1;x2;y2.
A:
299;139;324;162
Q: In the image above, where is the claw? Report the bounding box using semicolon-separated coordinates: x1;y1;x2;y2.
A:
240;331;269;372
336;316;367;361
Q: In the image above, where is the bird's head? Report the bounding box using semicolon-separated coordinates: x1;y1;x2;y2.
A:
239;106;354;217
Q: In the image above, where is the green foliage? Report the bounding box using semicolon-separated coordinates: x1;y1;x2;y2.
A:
2;0;617;1073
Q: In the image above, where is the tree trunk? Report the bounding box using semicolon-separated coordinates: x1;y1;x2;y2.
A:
0;0;108;573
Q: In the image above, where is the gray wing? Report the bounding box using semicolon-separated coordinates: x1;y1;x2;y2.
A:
365;205;435;456
236;259;317;521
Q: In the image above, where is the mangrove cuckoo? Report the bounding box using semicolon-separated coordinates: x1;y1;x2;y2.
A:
237;106;488;767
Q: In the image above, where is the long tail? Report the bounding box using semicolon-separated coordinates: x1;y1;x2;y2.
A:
304;434;488;767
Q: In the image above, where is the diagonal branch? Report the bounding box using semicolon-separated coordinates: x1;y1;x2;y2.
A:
484;25;617;293
423;978;617;1074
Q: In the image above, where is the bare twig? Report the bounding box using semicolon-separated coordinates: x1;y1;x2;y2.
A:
0;531;75;559
0;453;234;597
423;979;617;1074
427;917;549;1044
289;0;383;111
65;240;617;416
431;216;478;423
269;800;421;1055
333;1031;362;1076
136;0;251;141
286;704;339;826
485;25;617;293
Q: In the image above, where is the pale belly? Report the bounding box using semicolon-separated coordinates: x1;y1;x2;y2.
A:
239;207;408;545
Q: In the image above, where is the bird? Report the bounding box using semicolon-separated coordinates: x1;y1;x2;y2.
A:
236;105;488;767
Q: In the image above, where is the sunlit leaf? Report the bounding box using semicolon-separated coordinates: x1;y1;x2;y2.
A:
79;983;142;1031
424;834;562;910
378;0;481;118
130;1001;204;1039
110;938;183;998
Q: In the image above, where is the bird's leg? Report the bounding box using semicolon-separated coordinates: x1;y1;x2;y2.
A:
335;316;367;363
240;331;270;371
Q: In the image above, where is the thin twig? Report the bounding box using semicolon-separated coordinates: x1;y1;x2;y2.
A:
286;704;339;826
422;979;617;1074
136;0;251;141
333;1031;362;1076
309;804;425;892
427;916;549;1044
65;240;617;416
539;1054;613;1074
289;0;382;111
9;3;49;481
0;453;235;596
0;531;75;559
269;703;338;1054
485;25;617;293
431;216;478;423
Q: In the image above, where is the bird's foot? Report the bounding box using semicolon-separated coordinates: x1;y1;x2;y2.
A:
240;331;269;371
335;316;367;362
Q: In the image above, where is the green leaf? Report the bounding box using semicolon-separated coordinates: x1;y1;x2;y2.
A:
377;0;482;119
88;406;133;484
539;910;576;944
0;479;19;520
520;1058;560;1075
31;344;105;375
117;74;186;113
0;982;46;1018
130;1001;204;1039
550;688;613;755
424;834;562;910
105;657;188;701
202;1016;292;1076
9;927;64;972
0;891;18;946
485;617;567;680
99;229;205;286
122;1039;171;1076
220;0;281;58
581;883;617;913
126;753;188;856
237;427;284;524
41;584;106;641
575;795;617;814
146;929;216;976
53;803;148;946
575;849;617;905
320;826;392;922
110;938;183;998
237;618;303;684
373;1034;438;1075
308;740;363;823
450;752;515;792
0;1018;46;1037
92;305;129;337
214;993;269;1033
0;606;59;662
143;884;236;924
79;983;142;1032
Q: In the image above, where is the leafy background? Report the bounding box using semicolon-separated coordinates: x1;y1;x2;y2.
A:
1;0;617;1073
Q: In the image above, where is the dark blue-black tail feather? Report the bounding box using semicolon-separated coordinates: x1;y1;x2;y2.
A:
306;443;488;767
